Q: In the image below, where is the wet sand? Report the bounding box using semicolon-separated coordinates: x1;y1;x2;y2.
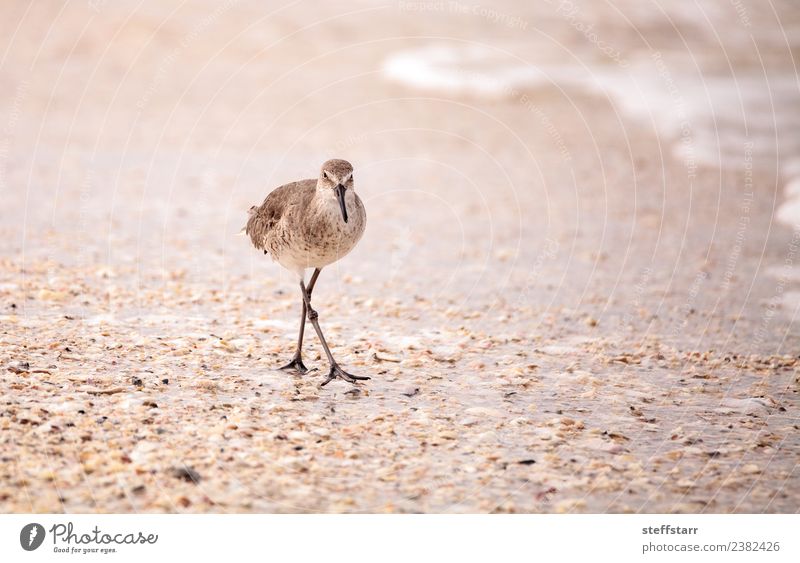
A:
1;0;799;512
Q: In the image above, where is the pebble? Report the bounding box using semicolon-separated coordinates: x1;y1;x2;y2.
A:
464;407;504;417
172;467;201;483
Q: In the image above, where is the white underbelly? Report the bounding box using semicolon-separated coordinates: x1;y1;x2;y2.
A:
275;231;359;274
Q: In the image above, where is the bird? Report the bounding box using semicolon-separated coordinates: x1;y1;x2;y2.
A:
244;158;369;386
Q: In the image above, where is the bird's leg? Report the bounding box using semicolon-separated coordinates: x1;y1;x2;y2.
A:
298;276;370;387
278;299;309;374
279;268;321;374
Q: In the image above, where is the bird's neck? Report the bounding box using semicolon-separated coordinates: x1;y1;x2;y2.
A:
311;188;341;217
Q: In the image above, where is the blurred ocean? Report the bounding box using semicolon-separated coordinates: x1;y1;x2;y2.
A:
381;2;800;226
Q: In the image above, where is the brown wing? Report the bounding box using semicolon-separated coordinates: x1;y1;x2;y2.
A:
244;180;315;251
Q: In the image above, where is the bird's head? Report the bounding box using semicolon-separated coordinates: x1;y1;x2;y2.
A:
318;159;354;223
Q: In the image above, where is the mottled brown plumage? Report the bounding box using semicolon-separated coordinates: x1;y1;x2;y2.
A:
244;159;369;386
245;180;316;261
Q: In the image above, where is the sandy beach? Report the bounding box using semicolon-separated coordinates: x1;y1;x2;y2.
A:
1;0;799;513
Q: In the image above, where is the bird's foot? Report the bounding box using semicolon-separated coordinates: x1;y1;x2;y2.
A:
279;355;309;374
320;364;370;387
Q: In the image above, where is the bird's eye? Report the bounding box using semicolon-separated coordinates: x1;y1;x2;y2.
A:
323;171;330;180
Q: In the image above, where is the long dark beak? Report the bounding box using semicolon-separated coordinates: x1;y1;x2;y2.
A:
334;184;348;223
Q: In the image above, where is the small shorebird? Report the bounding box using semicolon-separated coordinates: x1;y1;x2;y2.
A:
244;159;369;386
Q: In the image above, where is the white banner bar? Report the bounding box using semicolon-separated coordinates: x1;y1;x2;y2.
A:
1;514;797;562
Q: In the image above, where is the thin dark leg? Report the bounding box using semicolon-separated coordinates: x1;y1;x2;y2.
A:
298;278;370;387
279;268;322;374
306;267;321;296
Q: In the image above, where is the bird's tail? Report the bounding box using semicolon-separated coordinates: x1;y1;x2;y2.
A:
236;206;258;236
